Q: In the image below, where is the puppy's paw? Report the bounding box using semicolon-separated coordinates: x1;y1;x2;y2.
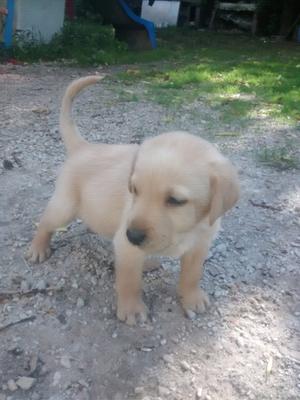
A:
26;241;51;263
180;288;210;319
117;297;147;326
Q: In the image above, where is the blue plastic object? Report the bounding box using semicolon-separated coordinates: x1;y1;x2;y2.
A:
117;0;157;48
3;0;14;47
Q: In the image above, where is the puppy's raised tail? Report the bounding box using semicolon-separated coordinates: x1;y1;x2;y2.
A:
60;75;105;155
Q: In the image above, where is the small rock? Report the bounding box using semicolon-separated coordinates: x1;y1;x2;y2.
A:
208;265;219;277
162;354;174;364
112;331;118;339
60;355;71;369
134;386;144;394
141;347;153;352
57;313;67;324
20;280;29;292
160;338;167;346
196;387;203;399
52;371;61;386
31;392;41;400
185;309;196;320
36;279;47;290
76;298;85;308
180;360;190;372
16;377;36;390
7;380;17;392
236;336;244;347
8;346;23;356
29;354;39;374
78;379;89;388
3;159;14;170
158;386;170;396
214;289;225;298
215;243;227;254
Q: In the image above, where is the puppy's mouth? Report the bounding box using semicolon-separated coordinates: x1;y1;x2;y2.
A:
126;229;171;254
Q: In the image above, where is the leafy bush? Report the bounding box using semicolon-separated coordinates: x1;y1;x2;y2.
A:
10;21;127;65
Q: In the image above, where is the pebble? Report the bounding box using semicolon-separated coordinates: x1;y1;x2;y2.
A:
7;380;17;392
16;377;36;390
112;331;118;339
236;336;244;347
196;387;203;399
185;309;197;320
60;355;71;369
208;265;219;277
162;354;174;364
158;386;170;396
52;371;61;386
141;347;153;352
20;280;29;292
29;354;39;374
180;360;191;372
36;279;47;290
160;338;167;346
78;379;89;388
134;386;144;394
72;281;79;289
215;243;227;255
76;297;85;308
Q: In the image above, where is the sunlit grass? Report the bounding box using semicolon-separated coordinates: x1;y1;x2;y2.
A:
3;22;300;122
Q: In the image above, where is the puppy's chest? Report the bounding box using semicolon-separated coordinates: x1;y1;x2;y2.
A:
161;220;220;258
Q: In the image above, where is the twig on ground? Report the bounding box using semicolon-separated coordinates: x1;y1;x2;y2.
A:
0;286;62;302
0;315;36;333
249;199;282;212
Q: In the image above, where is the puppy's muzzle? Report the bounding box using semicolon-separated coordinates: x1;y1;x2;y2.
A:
126;228;147;246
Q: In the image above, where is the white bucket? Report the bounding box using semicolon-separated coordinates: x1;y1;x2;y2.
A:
141;1;180;28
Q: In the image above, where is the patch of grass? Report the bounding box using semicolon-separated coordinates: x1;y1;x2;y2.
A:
3;23;300;121
257;142;299;170
212;98;256;123
117;89;139;102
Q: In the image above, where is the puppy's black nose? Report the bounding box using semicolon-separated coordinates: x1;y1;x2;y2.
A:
126;228;146;246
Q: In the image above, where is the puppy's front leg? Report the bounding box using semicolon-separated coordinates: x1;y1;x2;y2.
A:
178;239;211;318
114;230;147;325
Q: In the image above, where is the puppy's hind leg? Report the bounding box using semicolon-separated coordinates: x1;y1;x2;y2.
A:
27;187;77;263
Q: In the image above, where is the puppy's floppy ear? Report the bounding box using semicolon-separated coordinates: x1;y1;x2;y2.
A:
208;160;240;226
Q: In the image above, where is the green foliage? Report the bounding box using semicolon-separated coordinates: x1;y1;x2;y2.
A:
257;142;299;170
10;21;127;65
119;29;300;122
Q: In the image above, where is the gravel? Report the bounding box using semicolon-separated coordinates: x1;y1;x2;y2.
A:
0;63;299;400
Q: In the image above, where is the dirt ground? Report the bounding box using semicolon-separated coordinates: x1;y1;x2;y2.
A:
0;64;299;400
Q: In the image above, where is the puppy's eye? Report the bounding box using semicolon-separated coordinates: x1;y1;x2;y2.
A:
166;196;187;206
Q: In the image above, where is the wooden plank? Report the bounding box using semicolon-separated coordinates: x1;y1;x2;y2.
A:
218;3;256;12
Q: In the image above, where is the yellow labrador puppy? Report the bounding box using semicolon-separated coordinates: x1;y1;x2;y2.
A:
28;76;240;325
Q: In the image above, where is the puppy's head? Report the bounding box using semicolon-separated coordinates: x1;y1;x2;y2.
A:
125;132;239;254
